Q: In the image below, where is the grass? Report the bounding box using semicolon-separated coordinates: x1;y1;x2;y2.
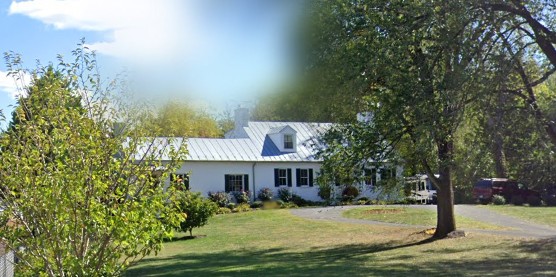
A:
342;206;508;230
126;209;555;276
482;205;556;227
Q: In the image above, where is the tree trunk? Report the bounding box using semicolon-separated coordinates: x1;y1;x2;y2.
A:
434;139;456;238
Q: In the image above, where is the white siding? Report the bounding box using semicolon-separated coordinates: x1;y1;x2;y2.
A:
175;161;323;201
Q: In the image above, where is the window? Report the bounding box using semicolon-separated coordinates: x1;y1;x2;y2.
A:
170;174;190;190
380;168;396;181
274;168;292;187
364;168;377;186
225;174;249;192
296;168;314;187
284;134;294;149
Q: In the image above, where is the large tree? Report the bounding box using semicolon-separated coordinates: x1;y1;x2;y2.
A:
311;0;498;238
0;45;186;276
144;101;224;138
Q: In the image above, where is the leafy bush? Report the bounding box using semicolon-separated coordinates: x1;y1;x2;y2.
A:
233;203;252;213
227;203;236;210
216;207;232;214
318;183;333;200
511;195;525;206
262;201;281;210
291;194;309;206
280;202;298;209
357;197;370;202
250;201;263;209
342;186;360;202
491;194;506;205
177;191;218;237
208;191;231;207
527;195;542;206
232;191;250;204
356;200;367;205
257;188;274;201
277;188;293;202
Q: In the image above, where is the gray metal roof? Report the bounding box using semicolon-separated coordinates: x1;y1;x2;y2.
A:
140;121;332;162
191;121;332;162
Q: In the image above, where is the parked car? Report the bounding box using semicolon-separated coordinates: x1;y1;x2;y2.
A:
541;185;556;206
472;178;540;204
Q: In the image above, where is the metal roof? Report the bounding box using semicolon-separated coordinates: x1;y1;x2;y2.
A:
140;121;332;162
192;121;332;162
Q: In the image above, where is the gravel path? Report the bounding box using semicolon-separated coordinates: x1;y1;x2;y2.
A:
290;205;556;239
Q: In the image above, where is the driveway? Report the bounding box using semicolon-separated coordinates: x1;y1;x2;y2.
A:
290;205;556;239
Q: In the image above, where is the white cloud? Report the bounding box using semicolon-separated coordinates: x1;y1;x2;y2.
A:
9;0;199;63
0;70;28;98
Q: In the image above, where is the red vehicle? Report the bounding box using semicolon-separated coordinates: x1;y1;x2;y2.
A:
472;178;539;204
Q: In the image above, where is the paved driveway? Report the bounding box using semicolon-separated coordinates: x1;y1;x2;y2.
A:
290;205;556;239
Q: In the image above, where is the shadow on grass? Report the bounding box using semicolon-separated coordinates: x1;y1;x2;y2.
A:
125;235;556;277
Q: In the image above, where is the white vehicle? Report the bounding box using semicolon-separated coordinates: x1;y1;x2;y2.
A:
405;174;438;204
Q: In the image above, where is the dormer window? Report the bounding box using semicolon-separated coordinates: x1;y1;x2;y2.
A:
284;134;294;149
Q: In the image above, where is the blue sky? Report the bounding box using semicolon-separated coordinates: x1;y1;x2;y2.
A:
0;0;302;120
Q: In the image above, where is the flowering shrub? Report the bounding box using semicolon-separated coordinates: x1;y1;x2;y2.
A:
277;188;293;202
233;190;250;204
257;188;274;201
208;191;231;207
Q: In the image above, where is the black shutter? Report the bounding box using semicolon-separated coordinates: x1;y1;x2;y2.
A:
309;169;314;187
287;169;292;187
244;175;249;191
296;169;301;187
274;169;280;187
225;175;230;192
185;174;190;190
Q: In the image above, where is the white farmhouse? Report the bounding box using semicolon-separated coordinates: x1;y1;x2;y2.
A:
163;108;399;201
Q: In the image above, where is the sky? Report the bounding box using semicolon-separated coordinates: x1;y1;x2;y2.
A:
0;0;303;120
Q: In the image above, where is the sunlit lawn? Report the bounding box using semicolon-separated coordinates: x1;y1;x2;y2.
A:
343;206;508;230
126;209;555;276
481;205;556;227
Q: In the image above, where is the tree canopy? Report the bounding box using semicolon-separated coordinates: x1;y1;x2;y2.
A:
0;45;186;276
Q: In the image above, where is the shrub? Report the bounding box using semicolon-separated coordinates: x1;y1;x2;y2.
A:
227;203;236;210
291;194;309;206
233;203;252;213
250;201;263;209
318;183;333;200
342;186;360;202
257;188;274;201
262;201;281;210
216;207;232;214
208;191;231;207
277;188;293;202
511;195;524;206
491;194;506;205
232;191;250;204
356;200;367;205
527;195;542;206
280;202;298;209
177;191;218;237
357;197;370;202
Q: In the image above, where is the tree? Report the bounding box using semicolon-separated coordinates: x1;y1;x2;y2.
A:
176;191;218;237
0;44;186;276
144;101;224;138
479;1;556;147
310;0;498;238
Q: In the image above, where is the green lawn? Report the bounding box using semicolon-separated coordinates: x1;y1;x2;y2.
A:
126;209;555;276
482;205;556;227
342;206;508;230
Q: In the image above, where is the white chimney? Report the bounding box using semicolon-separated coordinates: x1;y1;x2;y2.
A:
234;108;250;129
